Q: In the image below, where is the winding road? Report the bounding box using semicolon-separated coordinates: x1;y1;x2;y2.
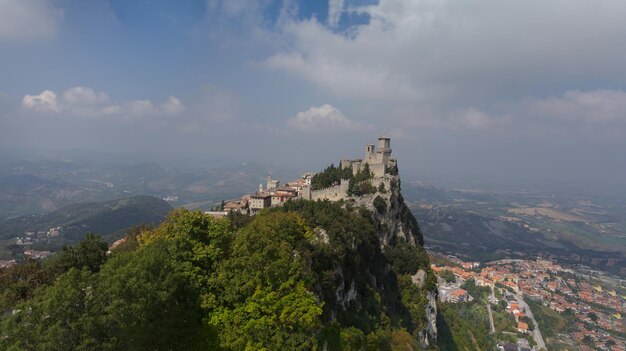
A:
510;292;546;350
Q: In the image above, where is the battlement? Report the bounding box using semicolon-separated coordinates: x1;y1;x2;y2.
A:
301;179;350;202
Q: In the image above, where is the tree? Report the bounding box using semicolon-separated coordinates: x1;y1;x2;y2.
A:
0;259;51;313
341;327;366;351
378;183;387;193
311;163;353;190
0;241;211;351
208;212;323;350
47;233;109;274
373;195;388;214
440;270;456;283
384;240;429;276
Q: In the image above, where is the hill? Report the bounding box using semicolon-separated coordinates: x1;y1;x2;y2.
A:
404;181;626;277
0;195;172;257
0;160;444;350
0;154;299;217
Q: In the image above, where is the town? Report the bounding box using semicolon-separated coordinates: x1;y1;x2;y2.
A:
431;254;625;350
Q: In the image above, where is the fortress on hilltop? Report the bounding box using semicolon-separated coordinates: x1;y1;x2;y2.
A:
216;135;399;213
300;135;397;202
340;135;397;178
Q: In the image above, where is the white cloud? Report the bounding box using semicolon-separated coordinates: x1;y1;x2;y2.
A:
126;100;155;117
265;0;626;105
328;0;344;27
431;89;626;139
62;86;109;105
287;104;369;133
458;108;491;129
528;90;626;123
21;87;185;119
162;96;185;115
0;0;63;40
22;90;60;113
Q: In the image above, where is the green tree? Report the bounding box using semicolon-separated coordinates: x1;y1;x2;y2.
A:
373;196;388;214
208;212;323;350
0;241;211;351
341;327;366;351
47;233;109;274
311;163;353;190
440;270;456;283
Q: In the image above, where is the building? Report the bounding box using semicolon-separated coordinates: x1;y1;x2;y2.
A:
249;194;271;212
517;322;529;333
266;176;279;191
448;288;469;303
23;250;51;260
340;136;397;178
271;193;295;206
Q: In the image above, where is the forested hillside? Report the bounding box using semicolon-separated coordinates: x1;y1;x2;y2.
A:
1;200;439;350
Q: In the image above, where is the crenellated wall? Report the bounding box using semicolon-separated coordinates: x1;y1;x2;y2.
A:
300;179;350;202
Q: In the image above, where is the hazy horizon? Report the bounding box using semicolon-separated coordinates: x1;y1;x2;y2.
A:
2;0;626;195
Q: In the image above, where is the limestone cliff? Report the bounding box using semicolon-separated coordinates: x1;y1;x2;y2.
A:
342;174;438;348
347;174;423;247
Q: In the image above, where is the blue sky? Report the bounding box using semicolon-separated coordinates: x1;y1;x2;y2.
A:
2;0;626;191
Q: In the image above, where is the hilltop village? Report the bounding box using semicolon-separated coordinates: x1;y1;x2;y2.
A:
207;136;398;216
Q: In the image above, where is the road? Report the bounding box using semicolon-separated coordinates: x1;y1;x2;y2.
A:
511;293;546;350
486;302;495;334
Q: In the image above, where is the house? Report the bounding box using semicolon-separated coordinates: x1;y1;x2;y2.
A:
517;322;529;333
449;289;469;303
224;200;246;213
249;194;271;212
23;250;51;260
271;193;295;206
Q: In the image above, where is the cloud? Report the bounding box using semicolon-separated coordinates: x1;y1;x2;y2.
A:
528;90;626;123
62;86;109;105
0;0;63;40
22;90;61;113
265;0;626;105
432;89;626;139
21;87;185;119
162;96;185;115
328;0;344;27
287;104;370;133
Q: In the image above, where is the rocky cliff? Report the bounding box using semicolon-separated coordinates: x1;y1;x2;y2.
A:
342;174;438;348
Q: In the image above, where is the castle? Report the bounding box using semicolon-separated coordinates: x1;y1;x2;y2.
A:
340;135;397;178
301;135;396;202
215;136;397;214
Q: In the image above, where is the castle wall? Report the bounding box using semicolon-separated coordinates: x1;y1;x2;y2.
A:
308;179;350;202
370;163;386;178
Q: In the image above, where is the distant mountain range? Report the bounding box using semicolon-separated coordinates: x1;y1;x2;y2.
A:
0;156;298;217
0;195;172;258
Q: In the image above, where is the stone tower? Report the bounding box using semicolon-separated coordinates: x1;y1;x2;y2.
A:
364;143;377;164
376;136;392;165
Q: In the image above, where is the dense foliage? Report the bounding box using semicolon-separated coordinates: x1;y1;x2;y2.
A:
436;301;496;350
311;163;353;190
310;163;376;196
1;198;439;350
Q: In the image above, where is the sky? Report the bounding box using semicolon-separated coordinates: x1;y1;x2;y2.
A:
1;0;626;192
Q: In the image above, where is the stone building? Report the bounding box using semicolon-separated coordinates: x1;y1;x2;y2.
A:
266;176;279;191
249;194;271;213
340;135;397;178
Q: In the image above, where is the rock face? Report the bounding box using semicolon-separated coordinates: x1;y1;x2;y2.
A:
348;174;423;247
347;173;437;347
420;291;439;349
